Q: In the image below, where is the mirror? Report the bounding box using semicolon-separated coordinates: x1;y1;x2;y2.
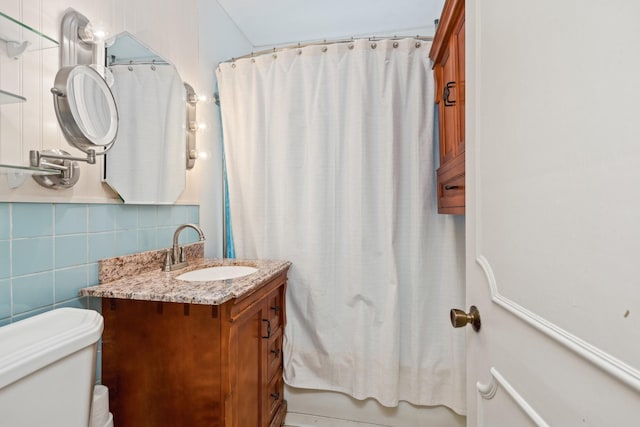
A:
31;9;120;190
52;65;118;153
103;32;187;204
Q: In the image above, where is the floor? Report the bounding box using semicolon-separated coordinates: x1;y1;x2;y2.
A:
284;413;389;427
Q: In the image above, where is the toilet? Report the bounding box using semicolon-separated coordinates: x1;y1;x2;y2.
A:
0;308;105;427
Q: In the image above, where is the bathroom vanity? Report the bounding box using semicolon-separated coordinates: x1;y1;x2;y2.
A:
81;247;290;427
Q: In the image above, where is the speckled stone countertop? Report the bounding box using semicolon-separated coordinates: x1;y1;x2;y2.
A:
80;254;291;305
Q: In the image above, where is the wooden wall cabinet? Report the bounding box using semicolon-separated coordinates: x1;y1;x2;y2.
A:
102;271;288;427
430;0;465;215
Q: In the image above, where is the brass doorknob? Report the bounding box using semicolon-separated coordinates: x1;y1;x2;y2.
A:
450;305;481;332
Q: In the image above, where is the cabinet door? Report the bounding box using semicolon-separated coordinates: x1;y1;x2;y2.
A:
261;287;286;427
229;305;264;427
435;6;465;167
454;10;465;156
102;300;223;427
436;44;459;165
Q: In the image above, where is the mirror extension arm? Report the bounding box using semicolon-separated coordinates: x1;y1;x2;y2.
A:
30;148;96;166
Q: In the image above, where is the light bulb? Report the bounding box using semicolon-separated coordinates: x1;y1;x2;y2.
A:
93;29;107;40
187;150;209;161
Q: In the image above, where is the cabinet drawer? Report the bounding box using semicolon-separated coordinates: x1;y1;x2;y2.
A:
267;328;283;382
437;153;465;215
438;172;464;210
267;288;284;333
267;370;284;421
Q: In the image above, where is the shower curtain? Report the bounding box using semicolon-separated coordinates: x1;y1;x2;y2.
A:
216;38;466;414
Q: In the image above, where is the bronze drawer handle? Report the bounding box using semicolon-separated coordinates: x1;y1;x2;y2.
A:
271;392;280;401
444;81;456;106
444;184;460;190
270;305;281;313
262;319;272;339
271;348;281;357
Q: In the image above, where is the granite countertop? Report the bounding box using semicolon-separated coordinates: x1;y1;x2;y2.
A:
80;256;291;305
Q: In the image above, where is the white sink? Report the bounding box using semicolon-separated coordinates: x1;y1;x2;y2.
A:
176;266;258;282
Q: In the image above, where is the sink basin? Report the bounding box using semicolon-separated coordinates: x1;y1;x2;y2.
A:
176;266;258;282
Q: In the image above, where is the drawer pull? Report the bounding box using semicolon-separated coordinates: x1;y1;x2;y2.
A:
444;184;460;190
270;305;281;313
444;81;456;106
262;319;272;339
271;348;281;357
271;392;280;401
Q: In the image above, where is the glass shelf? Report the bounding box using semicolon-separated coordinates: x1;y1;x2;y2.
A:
0;88;26;105
0;11;59;52
0;163;60;176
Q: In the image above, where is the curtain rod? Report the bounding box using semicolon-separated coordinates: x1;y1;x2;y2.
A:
220;35;434;65
107;57;170;66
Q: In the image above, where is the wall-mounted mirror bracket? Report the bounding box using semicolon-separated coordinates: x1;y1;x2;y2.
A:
29;149;81;189
185;82;198;169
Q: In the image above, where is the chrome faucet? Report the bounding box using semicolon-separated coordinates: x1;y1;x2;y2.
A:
163;223;206;272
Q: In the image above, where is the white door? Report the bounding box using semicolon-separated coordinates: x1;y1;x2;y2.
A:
463;1;640;425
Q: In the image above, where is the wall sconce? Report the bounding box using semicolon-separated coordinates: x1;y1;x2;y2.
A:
185;83;198;169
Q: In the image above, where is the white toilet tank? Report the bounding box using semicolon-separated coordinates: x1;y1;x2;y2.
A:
0;308;104;427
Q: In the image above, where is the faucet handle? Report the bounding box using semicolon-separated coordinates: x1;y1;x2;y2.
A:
179;246;186;263
163;249;172;272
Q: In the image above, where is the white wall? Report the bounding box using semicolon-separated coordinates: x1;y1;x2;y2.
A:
196;0;252;257
0;0;200;204
216;0;444;48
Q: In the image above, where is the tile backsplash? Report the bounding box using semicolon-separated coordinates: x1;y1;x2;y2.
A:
0;202;199;326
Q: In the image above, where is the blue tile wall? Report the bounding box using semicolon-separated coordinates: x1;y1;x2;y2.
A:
55;235;88;268
55;204;87;235
13;272;54;315
0;241;9;279
88;205;116;233
0;202;199;324
0;204;9;239
12;203;53;238
12;237;53;276
0;279;10;319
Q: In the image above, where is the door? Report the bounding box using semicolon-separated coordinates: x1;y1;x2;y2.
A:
463;1;640;426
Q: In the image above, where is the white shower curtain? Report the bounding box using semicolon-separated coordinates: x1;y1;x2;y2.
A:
217;38;466;414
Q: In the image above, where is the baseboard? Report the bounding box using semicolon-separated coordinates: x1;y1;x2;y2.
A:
284;412;390;427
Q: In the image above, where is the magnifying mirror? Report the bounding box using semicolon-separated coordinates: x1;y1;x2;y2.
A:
31;65;119;189
52;65;118;154
30;9;120;190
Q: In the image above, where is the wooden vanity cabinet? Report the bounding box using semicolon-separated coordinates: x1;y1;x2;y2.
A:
430;0;465;214
101;271;288;427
